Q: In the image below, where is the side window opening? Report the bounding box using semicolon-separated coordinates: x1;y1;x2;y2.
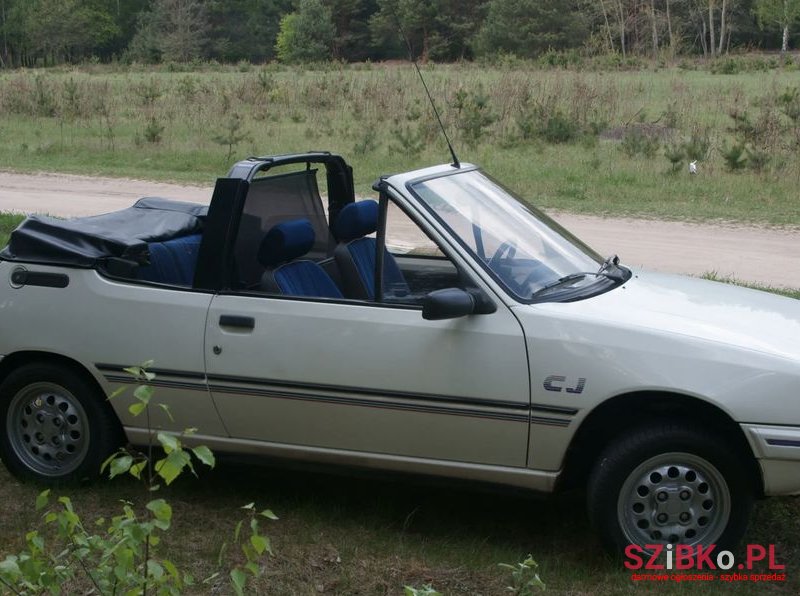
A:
328;195;465;305
231;168;332;290
380;200;461;304
226;176;468;306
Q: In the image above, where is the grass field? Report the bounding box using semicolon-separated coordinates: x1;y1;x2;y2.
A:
0;213;21;248
0;459;797;595
0;63;799;225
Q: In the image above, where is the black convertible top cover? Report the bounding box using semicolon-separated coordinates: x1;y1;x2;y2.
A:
0;198;208;267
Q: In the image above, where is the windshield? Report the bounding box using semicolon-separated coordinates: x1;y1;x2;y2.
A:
409;170;606;301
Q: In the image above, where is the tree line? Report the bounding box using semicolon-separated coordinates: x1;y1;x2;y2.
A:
1;0;799;67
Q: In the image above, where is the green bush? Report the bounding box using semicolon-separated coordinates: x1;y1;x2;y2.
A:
620;127;660;158
144;116;165;144
500;554;546;594
683;127;712;161
537;48;584;69
664;142;686;172
721;141;747;170
745;145;771;172
275;0;335;64
538;110;580;143
453;88;497;147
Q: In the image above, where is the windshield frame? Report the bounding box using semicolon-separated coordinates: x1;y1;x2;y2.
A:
403;167;627;305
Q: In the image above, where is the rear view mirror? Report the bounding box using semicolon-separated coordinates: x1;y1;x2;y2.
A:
422;288;475;321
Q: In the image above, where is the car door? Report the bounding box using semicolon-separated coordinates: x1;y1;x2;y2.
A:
203;200;531;468
205;296;529;466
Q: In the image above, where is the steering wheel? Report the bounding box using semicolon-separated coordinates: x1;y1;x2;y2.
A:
488;241;517;270
488;241;554;296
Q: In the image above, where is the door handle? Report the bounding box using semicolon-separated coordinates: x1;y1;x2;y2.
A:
219;315;255;330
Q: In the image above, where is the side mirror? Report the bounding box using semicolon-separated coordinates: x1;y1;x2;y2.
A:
422;288;476;321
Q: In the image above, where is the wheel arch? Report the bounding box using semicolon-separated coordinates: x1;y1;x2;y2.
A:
0;350;123;433
560;391;763;496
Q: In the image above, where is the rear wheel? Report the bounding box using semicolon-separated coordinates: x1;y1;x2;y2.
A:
0;363;121;483
587;423;754;553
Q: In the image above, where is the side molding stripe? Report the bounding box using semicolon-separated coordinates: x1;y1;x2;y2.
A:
97;364;575;427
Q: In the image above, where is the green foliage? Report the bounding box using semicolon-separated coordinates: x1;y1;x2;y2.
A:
275;0;335;63
683;128;712;162
664;142;686;172
620;127;660;158
745;145;771;172
6;0;120;66
537;48;584;69
0;489;190;595
351;120;381;156
61;78;84;120
721;141;748;171
33;76;56;117
135;78;163;107
211;112;252;161
728;108;756;141
537;110;580;144
143;117;166;144
390;122;427;156
754;0;800;51
515;99;579;145
710;55;777;75
220;503;279;596
777;86;800;122
0;213;25;250
725;102;781;172
129;0;210;63
452;87;497;147
475;0;588;59
499;554;546;594
511;83;606;146
2;0;800;67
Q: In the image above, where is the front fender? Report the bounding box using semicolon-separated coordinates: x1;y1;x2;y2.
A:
515;306;800;471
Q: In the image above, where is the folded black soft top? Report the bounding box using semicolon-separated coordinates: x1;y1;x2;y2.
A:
0;198;208;267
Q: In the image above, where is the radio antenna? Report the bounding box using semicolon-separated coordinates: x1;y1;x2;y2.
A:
397;24;460;168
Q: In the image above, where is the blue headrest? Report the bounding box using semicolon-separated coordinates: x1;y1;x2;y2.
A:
333;200;378;242
259;219;315;267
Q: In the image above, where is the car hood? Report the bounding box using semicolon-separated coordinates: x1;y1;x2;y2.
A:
528;270;800;362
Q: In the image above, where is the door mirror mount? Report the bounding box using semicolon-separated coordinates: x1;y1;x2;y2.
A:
422;288;477;321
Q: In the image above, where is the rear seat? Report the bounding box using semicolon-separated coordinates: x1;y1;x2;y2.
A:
137;234;203;286
258;219;343;299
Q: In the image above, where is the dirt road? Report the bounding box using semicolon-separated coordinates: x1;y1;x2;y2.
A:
1;171;798;289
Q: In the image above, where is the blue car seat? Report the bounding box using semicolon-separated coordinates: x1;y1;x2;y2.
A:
258;219;343;299
332;200;410;300
137;234;203;286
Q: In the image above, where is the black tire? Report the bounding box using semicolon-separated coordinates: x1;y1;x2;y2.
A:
0;363;122;484
587;423;754;554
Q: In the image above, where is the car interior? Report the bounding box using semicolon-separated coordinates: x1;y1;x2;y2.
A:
126;162;465;306
227;165;463;305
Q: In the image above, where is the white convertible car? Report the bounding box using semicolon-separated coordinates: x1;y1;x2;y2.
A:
0;153;797;552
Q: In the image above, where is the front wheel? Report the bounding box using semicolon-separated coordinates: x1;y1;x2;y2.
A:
0;363;121;483
587;423;754;553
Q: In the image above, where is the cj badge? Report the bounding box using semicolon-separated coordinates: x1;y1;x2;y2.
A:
543;375;586;395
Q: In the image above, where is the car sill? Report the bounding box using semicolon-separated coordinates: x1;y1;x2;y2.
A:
125;428;559;493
